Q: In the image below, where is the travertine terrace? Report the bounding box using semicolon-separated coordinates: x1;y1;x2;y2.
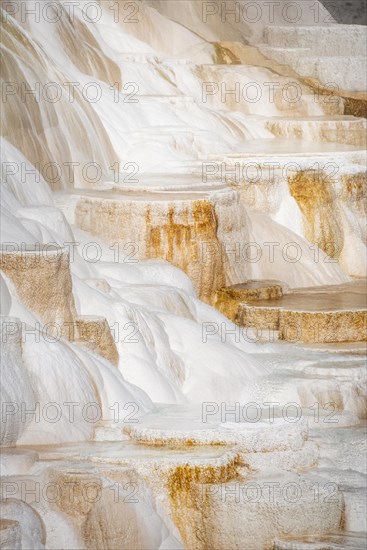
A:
0;1;366;549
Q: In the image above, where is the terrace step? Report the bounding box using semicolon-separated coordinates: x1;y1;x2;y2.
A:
295;56;367;93
212;139;367;166
263;25;367;57
57;184;249;303
263;116;367;147
259;47;367;98
262;26;367;91
272;89;345;117
259;45;311;66
284;356;367;384
17;437;338;550
123;404;308;451
215;280;285;322
195;471;342;550
235;280;367;344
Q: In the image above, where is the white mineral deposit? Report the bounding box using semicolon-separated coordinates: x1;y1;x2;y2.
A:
0;1;366;549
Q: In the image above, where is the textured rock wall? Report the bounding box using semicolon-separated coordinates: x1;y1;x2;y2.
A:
75;189;250;302
75;316;119;366
0;247;77;334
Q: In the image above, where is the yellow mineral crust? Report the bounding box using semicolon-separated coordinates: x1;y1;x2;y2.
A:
75;316;119;366
75;189;249;302
166;458;240;550
215;282;283;322
49;469;103;517
288;169;344;258
0;246;77;334
340;171;367;214
237;283;367;344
